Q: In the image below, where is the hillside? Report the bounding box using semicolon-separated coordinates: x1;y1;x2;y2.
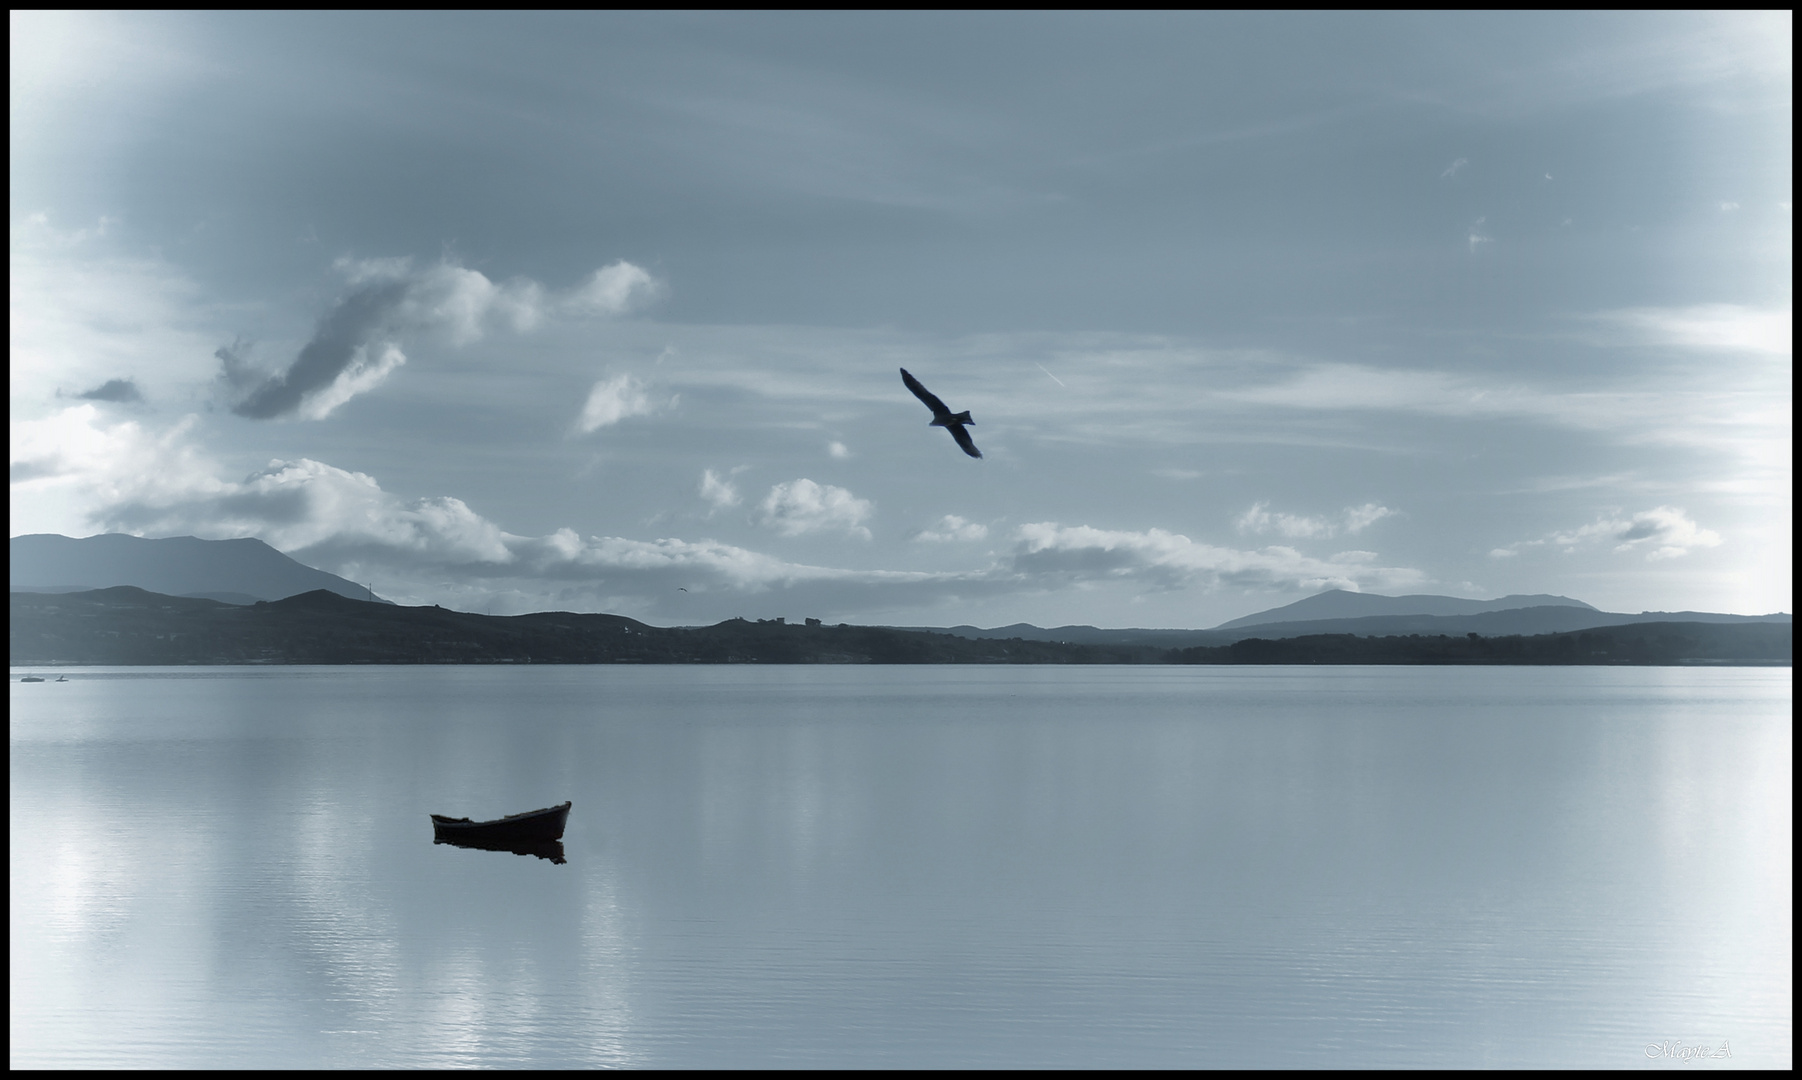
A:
9;533;390;605
896;604;1787;648
1213;588;1597;629
8;588;1153;666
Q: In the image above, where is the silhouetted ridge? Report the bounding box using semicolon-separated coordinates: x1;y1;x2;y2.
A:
9;587;1789;666
264;588;379;610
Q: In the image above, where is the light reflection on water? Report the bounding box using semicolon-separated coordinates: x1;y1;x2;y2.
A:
10;665;1792;1068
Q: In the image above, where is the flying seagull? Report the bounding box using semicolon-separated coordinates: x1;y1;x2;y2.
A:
900;368;981;458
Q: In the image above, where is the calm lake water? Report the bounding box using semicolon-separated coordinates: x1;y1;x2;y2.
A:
10;665;1791;1068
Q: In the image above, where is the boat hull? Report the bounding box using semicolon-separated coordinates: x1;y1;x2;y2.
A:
431;801;570;845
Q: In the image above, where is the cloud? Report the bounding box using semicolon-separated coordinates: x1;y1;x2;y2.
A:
1719;201;1740;212
758;479;874;539
223;270;412;420
1441;157;1469;179
698;468;741;511
1467;215;1493;252
1491;506;1724;562
914;515;988;543
102;457;517;566
828;441;851;459
1011;522;1425;593
221;257;663;420
294;343;405;421
1585;304;1791;355
1342;503;1397;534
576;373;656;433
1235;501;1396;539
561;262;664;317
10;406;224;535
1235;502;1330;539
1214;357;1786;463
1588;506;1724;561
73;378;143;403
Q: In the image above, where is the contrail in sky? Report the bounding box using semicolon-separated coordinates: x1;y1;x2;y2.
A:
1036;363;1066;388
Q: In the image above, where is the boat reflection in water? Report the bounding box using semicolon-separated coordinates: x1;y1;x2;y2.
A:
434;834;567;864
431;801;571;865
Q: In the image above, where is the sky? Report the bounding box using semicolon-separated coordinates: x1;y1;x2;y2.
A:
10;11;1792;628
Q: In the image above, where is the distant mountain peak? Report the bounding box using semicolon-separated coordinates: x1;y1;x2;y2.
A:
1214;589;1597;630
9;533;391;605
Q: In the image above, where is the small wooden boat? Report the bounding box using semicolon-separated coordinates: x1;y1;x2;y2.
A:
431;801;570;845
19;675;45;683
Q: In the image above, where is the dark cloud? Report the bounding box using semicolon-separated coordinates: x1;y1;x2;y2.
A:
10;461;62;484
214;338;264;394
225;278;409;419
74;378;144;403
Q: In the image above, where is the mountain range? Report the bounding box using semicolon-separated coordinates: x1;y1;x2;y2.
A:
7;534;1789;639
11;587;1790;667
1211;589;1597;627
894;589;1786;646
9;533;390;605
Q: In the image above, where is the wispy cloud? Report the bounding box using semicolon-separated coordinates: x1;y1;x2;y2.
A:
1215;357;1787;466
1491;506;1723;562
913;514;988;543
1234;501;1396;540
1441;157;1469;179
1468;215;1493;252
1343;503;1397;534
1012;522;1424;593
1583;304;1791;355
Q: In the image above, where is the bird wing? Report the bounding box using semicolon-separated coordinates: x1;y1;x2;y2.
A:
947;422;982;459
900;368;950;418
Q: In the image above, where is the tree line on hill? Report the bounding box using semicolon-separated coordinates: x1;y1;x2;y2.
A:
9;587;1791;667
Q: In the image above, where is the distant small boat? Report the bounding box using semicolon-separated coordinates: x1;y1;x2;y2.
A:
19;675;45;683
431;801;571;845
55;675;68;682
